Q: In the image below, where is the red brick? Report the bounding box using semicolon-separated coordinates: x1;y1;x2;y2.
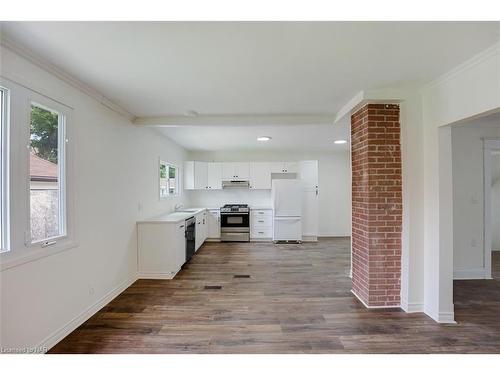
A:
351;103;402;307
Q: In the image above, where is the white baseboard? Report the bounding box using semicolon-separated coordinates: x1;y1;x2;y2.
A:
453;268;487;280
38;275;137;351
317;234;351;238
302;235;318;242
205;238;221;242
401;301;424;313
351;289;400;309
438;311;456;324
424;306;456;324
138;272;175;279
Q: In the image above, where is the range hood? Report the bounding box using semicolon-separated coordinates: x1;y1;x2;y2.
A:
222;180;250;189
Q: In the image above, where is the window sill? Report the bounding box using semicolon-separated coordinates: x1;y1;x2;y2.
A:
0;239;77;271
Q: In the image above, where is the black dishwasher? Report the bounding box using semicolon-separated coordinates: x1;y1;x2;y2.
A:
185;216;196;262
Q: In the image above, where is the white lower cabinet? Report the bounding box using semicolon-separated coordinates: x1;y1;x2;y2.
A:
194;211;208;251
207;209;221;239
138;221;185;279
250;209;273;241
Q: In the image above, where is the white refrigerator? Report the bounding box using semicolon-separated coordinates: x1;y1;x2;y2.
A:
271;179;303;241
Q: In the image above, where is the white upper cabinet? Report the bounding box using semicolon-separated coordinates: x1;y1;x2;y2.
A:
270;162;298;173
207;162;222;189
185;160;305;191
194;161;208;189
185;161;221;190
249;162;272;189
222;162;250;180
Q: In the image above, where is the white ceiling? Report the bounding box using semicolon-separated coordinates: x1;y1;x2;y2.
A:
2;22;499;117
1;21;499;151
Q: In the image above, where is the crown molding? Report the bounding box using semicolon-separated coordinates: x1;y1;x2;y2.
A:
0;34;136;121
422;40;500;92
134;114;336;127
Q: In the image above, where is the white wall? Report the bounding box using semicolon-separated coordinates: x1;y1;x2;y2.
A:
421;42;500;322
492;154;500;251
451;120;500;278
188;150;352;237
0;46;189;349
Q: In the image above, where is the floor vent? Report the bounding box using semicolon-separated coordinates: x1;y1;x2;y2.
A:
204;285;222;290
234;275;251;278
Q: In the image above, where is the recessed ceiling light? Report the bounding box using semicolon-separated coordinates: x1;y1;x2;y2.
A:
257;136;271;142
334;139;348;144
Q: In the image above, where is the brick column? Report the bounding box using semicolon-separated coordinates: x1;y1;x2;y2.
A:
351;103;402;307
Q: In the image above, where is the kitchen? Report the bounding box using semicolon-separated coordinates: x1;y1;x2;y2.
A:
137;159;324;279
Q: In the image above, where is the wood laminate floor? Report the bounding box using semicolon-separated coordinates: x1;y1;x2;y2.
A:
49;239;500;353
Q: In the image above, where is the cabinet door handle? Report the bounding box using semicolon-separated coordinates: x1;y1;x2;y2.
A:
258;231;264;234
179;225;185;228
258;220;264;223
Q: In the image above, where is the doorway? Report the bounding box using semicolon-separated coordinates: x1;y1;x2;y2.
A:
484;140;500;280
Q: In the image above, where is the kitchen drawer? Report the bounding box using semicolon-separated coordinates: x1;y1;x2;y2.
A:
251;209;272;219
251;215;272;228
251;227;273;239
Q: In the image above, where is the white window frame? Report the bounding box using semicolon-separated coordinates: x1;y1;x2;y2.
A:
0;86;10;253
159;159;180;200
28;100;68;245
0;78;77;271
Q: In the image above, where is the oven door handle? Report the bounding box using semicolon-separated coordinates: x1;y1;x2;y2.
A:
220;212;249;215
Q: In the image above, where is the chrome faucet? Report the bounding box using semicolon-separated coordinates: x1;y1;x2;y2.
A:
174;204;184;212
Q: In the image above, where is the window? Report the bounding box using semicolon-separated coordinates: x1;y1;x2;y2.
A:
159;160;179;198
29;102;67;244
0;87;9;252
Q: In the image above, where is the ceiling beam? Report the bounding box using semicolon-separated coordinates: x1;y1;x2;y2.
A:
133;114;336;127
334;89;407;124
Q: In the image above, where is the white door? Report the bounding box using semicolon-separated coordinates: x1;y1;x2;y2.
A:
272;180;303;217
207;210;220;238
273;217;302;241
222;162;236;180
234;162;249;179
250;162;271;189
207;162;222;189
194;162;208;189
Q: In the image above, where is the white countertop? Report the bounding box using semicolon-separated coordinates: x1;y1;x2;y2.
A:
138;206;272;224
137;208;207;224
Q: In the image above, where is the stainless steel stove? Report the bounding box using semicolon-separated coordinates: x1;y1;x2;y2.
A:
220;204;250;213
220;204;250;242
